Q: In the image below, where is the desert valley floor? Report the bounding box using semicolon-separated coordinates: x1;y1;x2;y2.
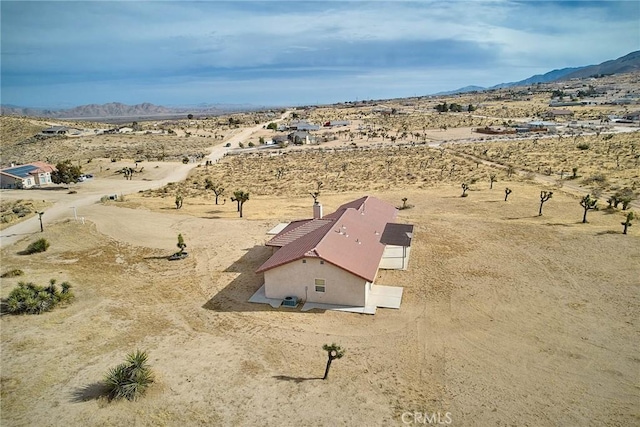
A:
1;88;639;425
1;179;638;425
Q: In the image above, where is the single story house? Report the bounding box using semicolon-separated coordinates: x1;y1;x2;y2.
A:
288;131;316;145
255;196;413;309
324;120;351;127
289;121;320;131
272;134;289;146
42;126;69;135
0;162;56;189
622;111;640;121
545;109;574;120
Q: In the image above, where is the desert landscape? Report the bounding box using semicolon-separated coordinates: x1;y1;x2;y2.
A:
1;73;639;426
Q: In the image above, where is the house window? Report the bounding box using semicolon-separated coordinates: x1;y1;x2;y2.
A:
302;259;306;264
315;278;326;293
320;260;324;265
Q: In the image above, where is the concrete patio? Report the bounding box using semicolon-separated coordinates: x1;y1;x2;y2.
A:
248;284;403;315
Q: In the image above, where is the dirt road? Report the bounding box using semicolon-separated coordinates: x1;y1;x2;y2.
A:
0;112;290;248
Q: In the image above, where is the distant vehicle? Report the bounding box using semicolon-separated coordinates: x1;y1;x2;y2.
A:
85;174;93;179
77;175;87;182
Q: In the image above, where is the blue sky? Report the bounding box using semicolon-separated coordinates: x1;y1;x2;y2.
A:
1;1;639;108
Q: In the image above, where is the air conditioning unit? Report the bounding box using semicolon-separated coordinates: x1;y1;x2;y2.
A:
282;296;298;308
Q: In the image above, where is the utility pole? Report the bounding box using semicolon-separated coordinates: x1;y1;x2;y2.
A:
36;211;44;232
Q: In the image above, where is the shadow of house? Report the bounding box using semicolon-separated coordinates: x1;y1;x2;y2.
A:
203;245;310;313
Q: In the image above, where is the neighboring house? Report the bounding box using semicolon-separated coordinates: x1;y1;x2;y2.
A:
324;120;351;127
255;196;413;310
622;111;640;121
288;131;316;145
289;121;320;131
272;134;289;146
0;162;56;189
545;109;574;120
42;126;69;135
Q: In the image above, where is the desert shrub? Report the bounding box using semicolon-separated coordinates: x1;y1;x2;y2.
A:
1;269;24;278
576;143;590;150
6;279;74;315
24;238;50;254
12;206;30;217
2;214;16;223
582;174;608;186
104;350;154;401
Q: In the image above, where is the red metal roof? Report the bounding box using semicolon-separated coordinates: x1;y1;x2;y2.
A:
256;196;398;282
29;161;56;173
266;219;333;247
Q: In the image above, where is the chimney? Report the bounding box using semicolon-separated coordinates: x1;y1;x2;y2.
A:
313;203;323;219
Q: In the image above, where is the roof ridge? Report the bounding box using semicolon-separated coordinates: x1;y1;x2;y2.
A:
313;208;353;259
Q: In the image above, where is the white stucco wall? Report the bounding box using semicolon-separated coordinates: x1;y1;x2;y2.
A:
264;257;367;306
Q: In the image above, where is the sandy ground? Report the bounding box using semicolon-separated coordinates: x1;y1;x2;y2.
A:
0;112;290;248
1;177;638;425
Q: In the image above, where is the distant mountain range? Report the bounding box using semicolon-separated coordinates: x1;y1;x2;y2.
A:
0;101;266;120
2;51;638;118
435;50;640;95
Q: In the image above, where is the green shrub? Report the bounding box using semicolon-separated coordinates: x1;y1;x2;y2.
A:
1;269;24;278
24;238;50;254
582;174;608;186
104;350;154;401
576;143;590;150
6;279;74;315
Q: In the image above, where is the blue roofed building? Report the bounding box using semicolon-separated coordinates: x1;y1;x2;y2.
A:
0;162;56;189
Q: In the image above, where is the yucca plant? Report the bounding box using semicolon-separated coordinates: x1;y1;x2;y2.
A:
104;350;154;401
6;280;74;315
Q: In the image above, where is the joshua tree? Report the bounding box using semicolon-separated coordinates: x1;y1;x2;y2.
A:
571;167;578;179
621;211;634;234
175;194;183;209
615;187;636;210
580;194;598;223
461;183;469;197
231;191;250;218
506;165;515;178
310;191;320;204
401;197;408;209
176;234;186;254
204;178;225;205
322;343;345;380
275;167;286;180
539;191;553;216
504;188;512;201
489;174;497;189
